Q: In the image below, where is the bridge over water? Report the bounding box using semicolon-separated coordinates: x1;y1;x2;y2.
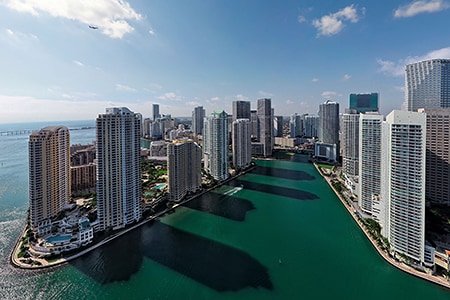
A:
0;129;35;136
0;127;95;137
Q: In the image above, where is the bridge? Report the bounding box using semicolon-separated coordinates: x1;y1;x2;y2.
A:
0;127;95;137
0;129;35;136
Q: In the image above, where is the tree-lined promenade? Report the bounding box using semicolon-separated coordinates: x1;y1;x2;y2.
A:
314;163;450;290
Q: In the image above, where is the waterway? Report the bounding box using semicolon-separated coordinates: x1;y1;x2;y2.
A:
0;121;449;299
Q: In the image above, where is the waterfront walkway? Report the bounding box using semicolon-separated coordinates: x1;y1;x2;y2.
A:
314;164;450;290
10;165;257;270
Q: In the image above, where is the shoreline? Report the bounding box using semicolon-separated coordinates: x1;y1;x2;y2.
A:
314;163;450;290
10;164;257;270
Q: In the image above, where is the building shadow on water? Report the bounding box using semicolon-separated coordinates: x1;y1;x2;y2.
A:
70;221;273;292
251;166;315;181
228;179;319;201
182;191;255;221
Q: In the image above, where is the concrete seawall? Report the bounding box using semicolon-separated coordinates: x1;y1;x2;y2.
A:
10;164;257;270
314;163;450;290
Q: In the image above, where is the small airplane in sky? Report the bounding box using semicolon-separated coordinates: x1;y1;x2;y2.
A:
89;25;98;30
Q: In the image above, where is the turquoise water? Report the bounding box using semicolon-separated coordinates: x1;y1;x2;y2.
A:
155;183;167;190
0;121;449;299
46;235;72;244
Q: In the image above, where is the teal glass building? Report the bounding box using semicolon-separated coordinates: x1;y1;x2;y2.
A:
349;93;379;113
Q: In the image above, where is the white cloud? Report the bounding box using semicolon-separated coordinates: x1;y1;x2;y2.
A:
259;90;274;97
394;0;449;18
377;46;450;77
297;15;307;23
3;28;38;42
73;60;84;67
395;86;405;92
186;101;201;107
343;74;351;81
210;96;220;102
286;99;294;105
235;94;248;101
321;91;337;99
312;5;361;37
158;92;182;101
115;84;137;92
148;28;156;36
4;0;142;39
312;78;319;83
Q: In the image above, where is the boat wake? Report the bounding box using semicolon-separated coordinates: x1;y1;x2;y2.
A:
223;186;243;196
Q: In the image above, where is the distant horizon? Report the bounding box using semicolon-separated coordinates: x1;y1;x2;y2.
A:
2;1;450;123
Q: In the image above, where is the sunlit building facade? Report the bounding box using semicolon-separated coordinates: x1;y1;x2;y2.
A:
384;110;426;263
96;107;142;231
29;126;71;232
204;110;229;181
405;59;450;111
167;139;202;202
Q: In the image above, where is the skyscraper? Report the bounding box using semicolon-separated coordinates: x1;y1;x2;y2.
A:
304;115;319;138
232;119;252;169
289;113;302;138
342;93;379;194
167;139;202;202
153;103;160;121
273;115;283;137
257;98;273;157
405;59;450;111
318;101;340;156
349;93;379;113
358;113;383;216
232;100;251;121
96;107;142;231
319;101;340;144
29;126;71;233
384;110;426;263
192;106;205;136
203;110;229;181
341;110;359;190
417;108;450;206
250;109;259;139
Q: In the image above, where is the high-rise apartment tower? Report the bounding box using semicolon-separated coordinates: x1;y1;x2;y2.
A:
203;110;229;181
405;59;450;111
232;100;251;121
232;119;252;169
167;139;202;202
418;108;450;206
96;107;142;231
384;110;426;263
257;98;273;157
192;106;205;136
29;126;71;232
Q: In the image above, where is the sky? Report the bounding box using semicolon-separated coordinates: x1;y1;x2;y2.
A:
1;0;450;123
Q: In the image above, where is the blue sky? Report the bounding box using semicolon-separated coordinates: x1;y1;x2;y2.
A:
1;0;450;123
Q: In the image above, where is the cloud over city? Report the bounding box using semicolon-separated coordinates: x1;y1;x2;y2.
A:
377;46;450;77
4;0;142;39
394;0;449;18
312;5;362;37
158;92;182;101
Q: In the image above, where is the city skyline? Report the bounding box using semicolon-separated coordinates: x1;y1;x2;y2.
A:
1;0;450;123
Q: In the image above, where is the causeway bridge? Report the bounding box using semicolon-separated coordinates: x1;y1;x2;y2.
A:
0;130;34;136
0;127;95;137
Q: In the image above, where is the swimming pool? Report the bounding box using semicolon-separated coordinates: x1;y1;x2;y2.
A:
155;183;167;190
46;234;72;244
